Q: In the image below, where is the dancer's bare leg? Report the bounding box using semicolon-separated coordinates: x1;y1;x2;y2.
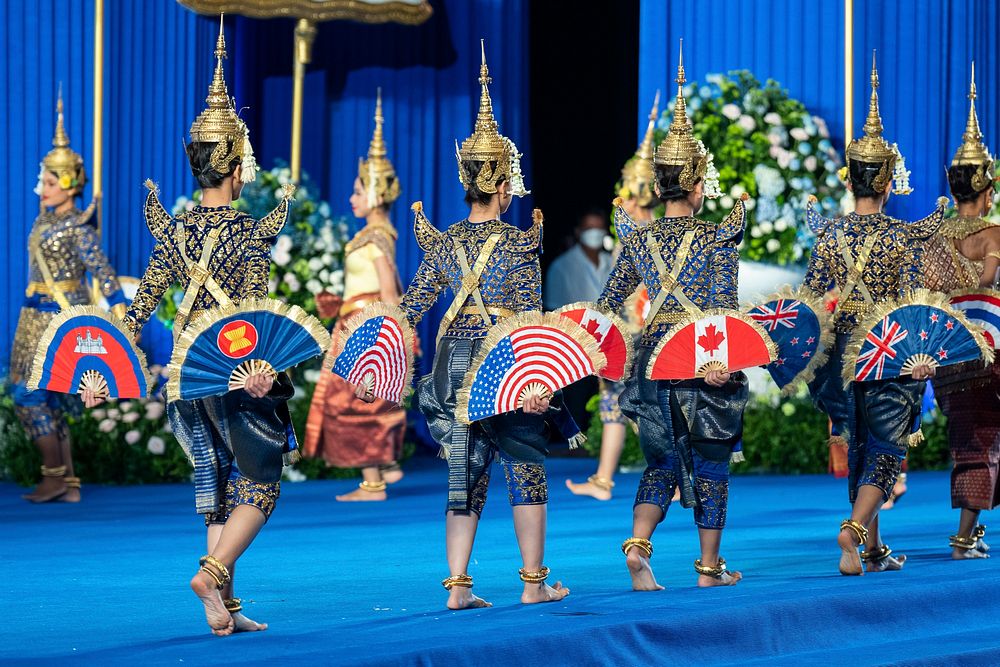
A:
58;431;80;503
566;423;625;500
513;504;569;603
191;505;266;636
625;504;664;591
381;462;404;485
696;528;742;587
445;510;491;609
336;466;387;501
207;523;267;631
838;485;882;575
22;434;67;502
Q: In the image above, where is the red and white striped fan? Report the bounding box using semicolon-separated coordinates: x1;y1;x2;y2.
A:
330;303;415;405
647;310;777;380
456;312;606;423
555;302;633;381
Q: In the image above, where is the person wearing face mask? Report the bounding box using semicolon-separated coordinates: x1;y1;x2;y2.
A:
542;208;612;311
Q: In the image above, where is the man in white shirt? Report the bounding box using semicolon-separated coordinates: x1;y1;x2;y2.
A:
544;208;613;310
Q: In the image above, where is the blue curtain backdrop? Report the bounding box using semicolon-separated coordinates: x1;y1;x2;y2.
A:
639;0;1000;222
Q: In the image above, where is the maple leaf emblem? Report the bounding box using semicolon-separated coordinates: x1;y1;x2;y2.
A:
697;323;725;354
583;317;605;343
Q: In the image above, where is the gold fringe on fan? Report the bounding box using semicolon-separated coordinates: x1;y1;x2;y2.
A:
334;301;416;406
27;304;153;395
840;288;995;389
455;310;607;425
743;284;836;396
554;301;636;381
644;308;780;381
166;297;331;400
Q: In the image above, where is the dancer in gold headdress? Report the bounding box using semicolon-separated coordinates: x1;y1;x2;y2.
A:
922;63;1000;559
10;90;127;503
565;92;661;501
804;52;946;575
304;89;406;500
597;42;749;590
82;17;294;636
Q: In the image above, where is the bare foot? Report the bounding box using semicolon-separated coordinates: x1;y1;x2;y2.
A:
23;477;67;503
953;547;989;560
564;479;612;501
190;571;235;636
446;588;492;610
625;548;664;591
231;611;268;632
521;581;570;604
838;529;863;576
336;487;387;502
697;569;743;587
866;553;907;572
59;487;81;503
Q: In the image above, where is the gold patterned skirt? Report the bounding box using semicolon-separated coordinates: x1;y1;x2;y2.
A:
9;306;57;385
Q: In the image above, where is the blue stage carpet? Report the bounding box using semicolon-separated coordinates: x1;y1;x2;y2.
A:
1;458;997;666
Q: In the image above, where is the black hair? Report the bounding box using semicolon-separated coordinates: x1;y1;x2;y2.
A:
848;159;887;199
653;164;699;202
186;141;240;189
461;159;506;206
948;164;992;203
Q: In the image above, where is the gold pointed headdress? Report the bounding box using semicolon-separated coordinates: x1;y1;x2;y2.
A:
41;86;86;192
358;88;401;207
951;61;994;192
188;15;257;183
619;91;660;207
653;40;707;191
455;40;528;197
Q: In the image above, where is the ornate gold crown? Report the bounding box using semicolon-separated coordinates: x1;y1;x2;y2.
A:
455;40;528;197
359;88;401;207
42;87;86;192
620;91;660;207
188;15;257;183
845;51;900;192
653;40;707;192
951;61;994;192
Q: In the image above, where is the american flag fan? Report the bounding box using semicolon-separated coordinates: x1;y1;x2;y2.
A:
456;312;605;424
331;303;415;405
950;289;1000;349
843;290;994;387
28;305;152;399
555;302;633;381
746;287;833;395
167;298;330;401
647;310;778;381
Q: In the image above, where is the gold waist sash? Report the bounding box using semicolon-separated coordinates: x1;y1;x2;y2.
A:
26;280;80;297
457;305;515;320
649;310;688;325
340;292;381;318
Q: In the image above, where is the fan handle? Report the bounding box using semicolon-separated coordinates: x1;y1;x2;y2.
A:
695;360;728;378
78;370;110;399
900;353;938;376
516;382;552;409
229;359;278;391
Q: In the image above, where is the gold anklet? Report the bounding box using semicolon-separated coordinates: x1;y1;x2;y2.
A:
198;555;232;589
518;566;550;584
359;480;387;492
65;476;81;489
223;597;242;613
621;537;653;558
694;557;729;578
950;534;978;550
840;519;869;545
40;465;67;477
860;544;893;562
442;574;473;590
587;474;615;491
974;524;988;540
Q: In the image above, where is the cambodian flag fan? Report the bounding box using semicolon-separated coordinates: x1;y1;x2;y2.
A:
555;302;633;381
167;298;330;401
28;306;152;399
746;287;833;395
647;310;777;381
457;312;605;424
843;290;994;386
950;288;1000;349
331;303;415;405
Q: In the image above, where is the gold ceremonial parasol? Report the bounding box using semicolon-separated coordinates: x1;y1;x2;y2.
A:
177;0;433;181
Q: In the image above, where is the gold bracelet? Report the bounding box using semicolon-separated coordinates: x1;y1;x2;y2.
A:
518;566;550;584
359;480;387;493
621;537;653;558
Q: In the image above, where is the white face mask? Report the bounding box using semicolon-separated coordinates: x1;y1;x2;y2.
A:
579;228;607;250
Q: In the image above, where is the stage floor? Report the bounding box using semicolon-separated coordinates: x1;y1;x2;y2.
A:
1;458;997;666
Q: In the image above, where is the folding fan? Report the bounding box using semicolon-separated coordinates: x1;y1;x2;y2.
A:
950;289;1000;349
330;303;415;405
843;290;994;386
646;310;777;381
28;305;151;399
456;312;606;424
746;287;833;395
167;298;331;401
555;302;633;381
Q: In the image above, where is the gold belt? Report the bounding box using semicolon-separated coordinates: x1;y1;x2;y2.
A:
837;299;873;316
339;292;381;318
650;310;688;325
458;305;515;319
26;280;80;296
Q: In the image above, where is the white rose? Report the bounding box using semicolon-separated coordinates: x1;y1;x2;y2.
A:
750;226;763;239
737;115;756;132
107;409;121;420
706;199;717;211
331;269;344;283
286;275;301;292
275;235;293;252
306;279;323;295
145;402;165;420
162;421;173;434
777;152;792;169
125;430;141;445
745;198;756;211
729;184;745;198
91;409;107;420
98;419;116;433
307;257;324;272
774;219;788;232
766;239;781;253
319;269;330;282
789;127;809;142
721;104;741;120
120;401;133;412
764;112;782;125
147;436;166;455
321;253;333;264
123;412;140;424
720;195;734;209
759;220;774;234
804;156;818;172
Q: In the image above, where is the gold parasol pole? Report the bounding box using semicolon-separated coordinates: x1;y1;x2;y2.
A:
91;0;105;304
290;18;317;182
844;0;853;146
